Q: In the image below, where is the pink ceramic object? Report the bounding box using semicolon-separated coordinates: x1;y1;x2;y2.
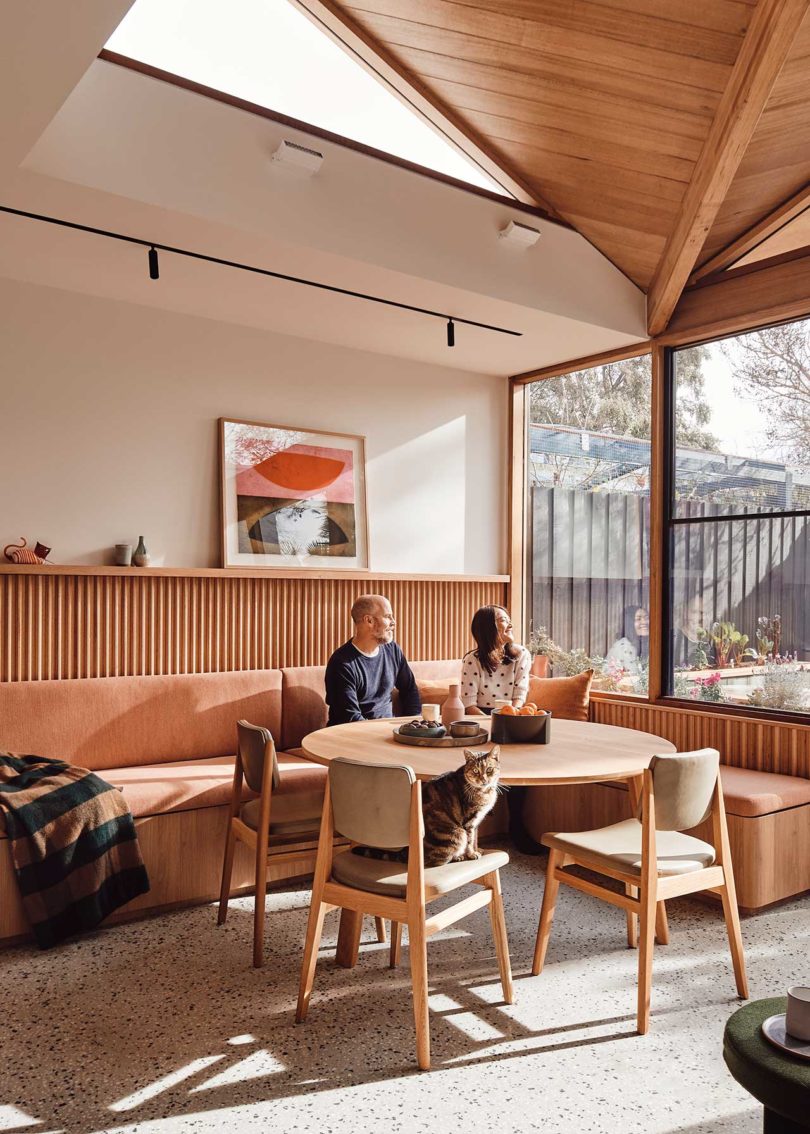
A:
441;683;465;727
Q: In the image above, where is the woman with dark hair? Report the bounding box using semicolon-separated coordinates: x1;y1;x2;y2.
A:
460;607;539;854
605;604;649;679
460;606;531;713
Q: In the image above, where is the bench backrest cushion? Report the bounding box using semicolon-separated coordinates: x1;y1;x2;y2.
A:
281;658;462;751
0;670;282;770
393;659;462;715
281;666;328;751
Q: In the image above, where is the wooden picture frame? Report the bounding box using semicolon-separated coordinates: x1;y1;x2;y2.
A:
219;418;369;570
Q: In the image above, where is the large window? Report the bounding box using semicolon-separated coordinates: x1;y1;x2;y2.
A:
526;355;653;696
667;319;810;715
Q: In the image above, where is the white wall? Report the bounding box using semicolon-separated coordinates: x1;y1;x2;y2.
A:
0;279;506;573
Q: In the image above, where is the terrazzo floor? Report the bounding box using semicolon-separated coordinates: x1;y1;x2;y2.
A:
2;847;808;1134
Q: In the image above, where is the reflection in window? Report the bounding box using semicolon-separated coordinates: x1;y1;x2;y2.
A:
526;355;655;696
669;319;810;714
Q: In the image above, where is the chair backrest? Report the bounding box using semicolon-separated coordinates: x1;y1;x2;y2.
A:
237;720;280;794
329;758;414;848
649;748;720;831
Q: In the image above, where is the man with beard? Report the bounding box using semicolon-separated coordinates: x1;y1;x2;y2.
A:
325;594;421;726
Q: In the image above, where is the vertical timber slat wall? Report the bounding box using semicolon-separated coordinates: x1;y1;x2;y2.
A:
0;570;507;682
591;697;810;778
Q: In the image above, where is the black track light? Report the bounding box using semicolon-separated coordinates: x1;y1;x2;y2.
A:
0;206;524;340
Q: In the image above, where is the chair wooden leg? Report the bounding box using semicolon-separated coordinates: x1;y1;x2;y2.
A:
217;823;237;925
252;846;269;969
626;884;638;948
532;847;562;975
719;878;749;999
408;913;431;1071
389;921;402;968
336;908;363;968
296;901;329;1023
485;870;514;1004
375;916;387;943
637;884;657;1034
655;901;670;945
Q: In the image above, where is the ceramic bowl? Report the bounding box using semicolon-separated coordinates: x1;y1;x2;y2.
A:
449;719;483;738
399;720;446;739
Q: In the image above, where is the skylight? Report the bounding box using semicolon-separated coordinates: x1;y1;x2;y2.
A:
106;0;507;195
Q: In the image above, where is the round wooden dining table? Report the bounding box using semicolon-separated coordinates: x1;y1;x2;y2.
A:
301;716;676;967
301;715;675;785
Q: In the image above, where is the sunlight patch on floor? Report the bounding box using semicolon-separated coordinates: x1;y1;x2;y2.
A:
428;993;505;1043
190;1050;285;1092
108;1057;226;1112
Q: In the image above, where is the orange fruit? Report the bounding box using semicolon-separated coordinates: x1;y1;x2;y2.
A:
498;704;518;715
524;702;538;711
519;706;535;716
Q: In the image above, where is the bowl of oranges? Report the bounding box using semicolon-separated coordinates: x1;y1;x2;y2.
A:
490;701;551;745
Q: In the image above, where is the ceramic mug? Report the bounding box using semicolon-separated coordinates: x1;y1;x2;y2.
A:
786;986;810;1041
421;703;440;723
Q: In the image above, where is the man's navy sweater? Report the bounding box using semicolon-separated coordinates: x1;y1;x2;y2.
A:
325;640;421;726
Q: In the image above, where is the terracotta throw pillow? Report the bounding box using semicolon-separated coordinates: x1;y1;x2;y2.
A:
527;669;593;722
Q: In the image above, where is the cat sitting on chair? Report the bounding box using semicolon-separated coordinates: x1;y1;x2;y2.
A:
353;746;501;867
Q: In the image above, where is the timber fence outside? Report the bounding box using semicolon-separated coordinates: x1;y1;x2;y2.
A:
530;487;810;662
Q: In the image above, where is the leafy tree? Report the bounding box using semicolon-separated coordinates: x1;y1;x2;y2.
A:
529;346;716;487
721;322;810;469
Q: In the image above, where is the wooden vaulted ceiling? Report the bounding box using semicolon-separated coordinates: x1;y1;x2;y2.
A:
308;0;810;333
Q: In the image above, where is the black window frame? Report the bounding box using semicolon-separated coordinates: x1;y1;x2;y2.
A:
661;325;810;723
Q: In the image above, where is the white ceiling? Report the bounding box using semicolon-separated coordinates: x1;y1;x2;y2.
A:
0;3;647;377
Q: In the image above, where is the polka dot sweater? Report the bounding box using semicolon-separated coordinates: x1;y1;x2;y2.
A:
460;646;531;710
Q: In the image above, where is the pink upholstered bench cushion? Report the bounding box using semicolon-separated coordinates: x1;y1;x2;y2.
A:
605;765;810;818
0;752;326;836
108;751;325;819
718;766;810;817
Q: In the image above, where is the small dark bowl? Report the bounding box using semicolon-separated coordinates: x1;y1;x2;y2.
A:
449;719;483;738
399;721;446;739
491;710;551;745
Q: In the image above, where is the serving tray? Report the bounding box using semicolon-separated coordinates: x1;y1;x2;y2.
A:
392;727;489;748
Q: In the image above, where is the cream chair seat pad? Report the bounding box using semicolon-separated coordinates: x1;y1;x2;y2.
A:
543;819;715;876
331;848;509;897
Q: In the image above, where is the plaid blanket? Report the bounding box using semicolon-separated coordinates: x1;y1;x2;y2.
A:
0;753;150;949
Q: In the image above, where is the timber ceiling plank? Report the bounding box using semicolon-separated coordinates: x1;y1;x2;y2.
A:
319;0;755;289
696;9;810;267
646;0;810;335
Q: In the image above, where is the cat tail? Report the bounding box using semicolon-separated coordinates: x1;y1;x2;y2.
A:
351;845;408;862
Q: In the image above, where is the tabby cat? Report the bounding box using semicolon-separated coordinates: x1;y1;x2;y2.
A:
353;745;501;868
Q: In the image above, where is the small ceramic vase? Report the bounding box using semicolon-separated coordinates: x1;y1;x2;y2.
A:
114;543;133;566
441;683;465;727
133;536;150;568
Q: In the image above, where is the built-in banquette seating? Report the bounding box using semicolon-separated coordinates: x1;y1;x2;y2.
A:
1;663;808;944
0;660;464;944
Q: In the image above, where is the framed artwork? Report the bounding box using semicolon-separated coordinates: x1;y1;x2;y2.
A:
219;418;369;570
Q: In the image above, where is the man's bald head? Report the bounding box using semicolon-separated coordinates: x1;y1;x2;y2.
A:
350;594;396;648
351;594;388;624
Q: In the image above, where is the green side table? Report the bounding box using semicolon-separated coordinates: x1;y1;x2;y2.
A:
724;998;810;1133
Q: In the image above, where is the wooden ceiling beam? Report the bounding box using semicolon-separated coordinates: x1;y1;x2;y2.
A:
291;0;564;219
646;0;810;336
688;180;810;282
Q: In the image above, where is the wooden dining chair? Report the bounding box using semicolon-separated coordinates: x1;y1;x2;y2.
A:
296;757;514;1071
217;720;332;968
531;747;748;1034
